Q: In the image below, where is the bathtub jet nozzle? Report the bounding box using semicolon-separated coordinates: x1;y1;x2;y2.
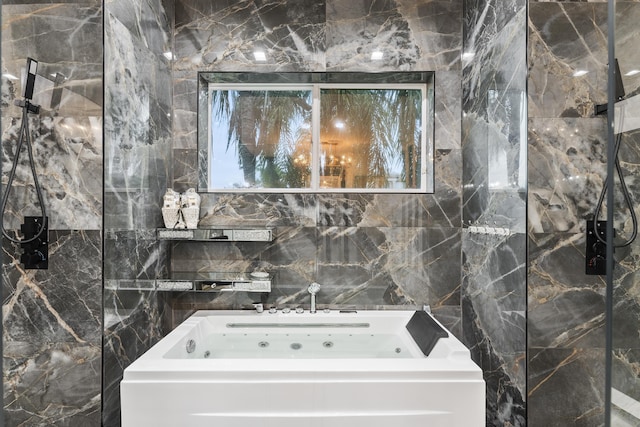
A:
308;282;321;313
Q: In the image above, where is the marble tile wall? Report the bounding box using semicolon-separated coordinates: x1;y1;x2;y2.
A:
102;0;173;425
171;0;525;425
1;1;103;426
528;1;640;426
8;1;619;426
171;0;465;315
461;0;527;425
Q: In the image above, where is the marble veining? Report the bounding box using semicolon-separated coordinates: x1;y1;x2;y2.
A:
102;1;173;425
528;3;608;119
174;0;326;72
462;0;527;425
2;231;102;426
2;3;104;426
527;2;640;426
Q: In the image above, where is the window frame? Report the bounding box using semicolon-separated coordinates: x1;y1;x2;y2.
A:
198;72;434;194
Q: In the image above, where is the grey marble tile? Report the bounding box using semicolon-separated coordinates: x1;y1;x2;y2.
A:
2;4;103;106
104;230;168;280
102;294;168;427
528;232;606;348
104;11;172;229
172;148;198;191
463;231;526;351
3;342;101;427
528;348;605;427
172;72;198;151
326;0;462;72
463;108;527;231
462;1;527;113
528;117;608;234
199;193;317;227
435;70;462;150
174;0;326;72
463;295;526;427
106;0;172;57
528;3;608;118
0;114;103;230
2;231;102;344
356;151;462;228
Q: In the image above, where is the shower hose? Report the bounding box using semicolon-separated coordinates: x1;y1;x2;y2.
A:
1;98;47;244
592;125;638;248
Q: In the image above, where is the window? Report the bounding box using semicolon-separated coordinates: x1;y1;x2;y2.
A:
198;72;434;193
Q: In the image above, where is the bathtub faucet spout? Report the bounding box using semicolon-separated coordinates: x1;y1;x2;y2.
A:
308;282;321;313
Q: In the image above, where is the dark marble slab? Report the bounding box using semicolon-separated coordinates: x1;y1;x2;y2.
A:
528;348;605;427
528;3;607;119
2;231;102;426
3;342;101;427
2;231;102;343
174;0;326;72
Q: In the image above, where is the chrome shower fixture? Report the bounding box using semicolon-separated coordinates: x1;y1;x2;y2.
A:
308;282;321;313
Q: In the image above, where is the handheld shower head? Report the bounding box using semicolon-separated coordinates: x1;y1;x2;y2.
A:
24;58;38;100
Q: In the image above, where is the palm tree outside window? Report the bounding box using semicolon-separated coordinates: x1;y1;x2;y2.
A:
201;73;433;193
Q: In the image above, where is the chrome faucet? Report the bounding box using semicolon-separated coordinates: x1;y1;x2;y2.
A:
308;282;321;313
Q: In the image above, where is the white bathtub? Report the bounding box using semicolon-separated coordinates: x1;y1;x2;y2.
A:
120;309;485;427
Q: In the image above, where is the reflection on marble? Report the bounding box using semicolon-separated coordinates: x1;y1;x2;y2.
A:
462;1;527;231
0;113;102;230
104;8;172;230
102;0;173;425
528;118;608;234
528;3;607;119
174;0;326;72
2;2;104;426
326;0;461;72
462;0;527;425
463;231;526;426
527;2;640;426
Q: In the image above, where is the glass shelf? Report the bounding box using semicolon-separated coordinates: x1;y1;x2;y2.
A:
156;228;274;242
105;272;272;293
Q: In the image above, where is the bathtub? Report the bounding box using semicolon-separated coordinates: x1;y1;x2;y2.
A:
120;309;485;427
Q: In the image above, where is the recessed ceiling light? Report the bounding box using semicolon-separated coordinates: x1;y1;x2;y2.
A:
253;51;267;62
371;51;384;60
625;69;640;76
334;120;345;129
462;52;475;61
573;70;588;77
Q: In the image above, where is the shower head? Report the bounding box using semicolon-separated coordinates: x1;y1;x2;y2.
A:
24;58;38;100
594;58;626;115
614;59;626;102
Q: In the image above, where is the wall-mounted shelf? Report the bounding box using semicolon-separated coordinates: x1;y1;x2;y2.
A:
157;228;274;242
159;272;271;292
106;271;272;293
154;227;274;293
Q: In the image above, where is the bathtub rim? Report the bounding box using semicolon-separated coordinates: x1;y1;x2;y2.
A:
122;309;483;381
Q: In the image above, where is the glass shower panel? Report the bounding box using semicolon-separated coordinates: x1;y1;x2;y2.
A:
610;1;640;425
